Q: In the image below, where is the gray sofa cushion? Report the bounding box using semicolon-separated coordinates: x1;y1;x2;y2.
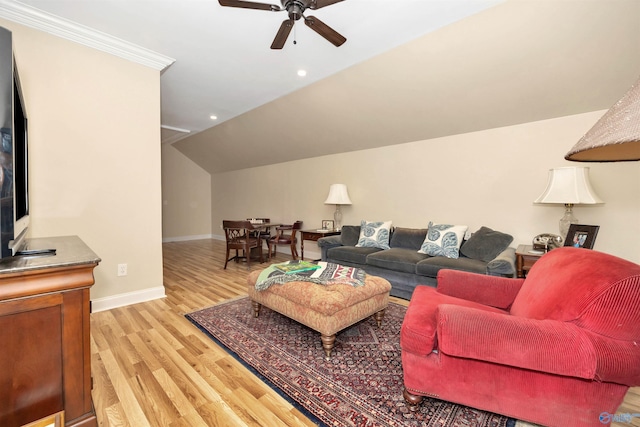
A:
416;256;487;277
460;226;513;262
340;225;361;246
487;247;517;276
327;245;381;264
366;248;430;274
389;227;428;250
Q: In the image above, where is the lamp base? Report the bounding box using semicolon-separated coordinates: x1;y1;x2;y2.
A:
334;205;343;230
559;203;578;240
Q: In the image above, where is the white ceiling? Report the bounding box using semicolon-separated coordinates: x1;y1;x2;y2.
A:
10;0;502;143
3;0;640;174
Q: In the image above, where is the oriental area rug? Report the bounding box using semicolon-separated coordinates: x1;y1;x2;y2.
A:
186;297;516;427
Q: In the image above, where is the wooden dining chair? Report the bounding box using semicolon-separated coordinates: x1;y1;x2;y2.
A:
223;220;263;269
268;220;303;260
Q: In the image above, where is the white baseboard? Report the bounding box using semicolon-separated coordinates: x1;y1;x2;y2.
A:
170;234;224;242
162;234;214;243
91;286;166;312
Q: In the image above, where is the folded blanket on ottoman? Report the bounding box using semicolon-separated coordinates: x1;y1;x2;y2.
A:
255;261;366;291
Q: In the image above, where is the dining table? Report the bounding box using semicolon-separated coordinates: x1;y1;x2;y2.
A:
247;221;280;256
248;220;281;232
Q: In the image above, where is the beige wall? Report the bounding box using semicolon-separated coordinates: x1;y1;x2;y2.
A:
2;19;164;307
209;111;640;264
161;144;212;241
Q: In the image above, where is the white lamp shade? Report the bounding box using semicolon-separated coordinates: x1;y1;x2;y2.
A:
324;184;352;205
535;167;603;205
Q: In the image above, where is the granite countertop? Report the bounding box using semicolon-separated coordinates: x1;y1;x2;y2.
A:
0;235;101;274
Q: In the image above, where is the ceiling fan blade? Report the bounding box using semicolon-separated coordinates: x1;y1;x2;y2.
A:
271;19;294;49
304;16;346;47
309;0;344;10
218;0;281;11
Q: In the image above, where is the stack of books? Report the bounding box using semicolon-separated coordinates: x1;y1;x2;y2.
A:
274;260;320;274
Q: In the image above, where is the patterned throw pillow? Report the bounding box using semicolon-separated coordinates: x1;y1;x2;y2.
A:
418;222;468;258
355;220;392;249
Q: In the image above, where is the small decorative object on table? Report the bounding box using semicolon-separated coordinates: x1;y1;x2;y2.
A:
564;224;599;249
321;220;334;230
532;233;564;252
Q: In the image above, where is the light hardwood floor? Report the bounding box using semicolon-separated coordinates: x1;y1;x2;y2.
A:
90;239;640;427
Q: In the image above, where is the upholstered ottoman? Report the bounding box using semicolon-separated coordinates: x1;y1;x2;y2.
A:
247;268;391;359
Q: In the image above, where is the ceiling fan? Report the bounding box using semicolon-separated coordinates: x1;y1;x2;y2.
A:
218;0;347;49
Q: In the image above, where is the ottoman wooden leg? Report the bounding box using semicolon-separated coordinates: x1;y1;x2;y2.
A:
374;309;385;327
251;300;261;318
320;334;336;359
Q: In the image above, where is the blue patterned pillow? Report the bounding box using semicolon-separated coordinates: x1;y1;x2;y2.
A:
355;220;392;249
418;222;468;258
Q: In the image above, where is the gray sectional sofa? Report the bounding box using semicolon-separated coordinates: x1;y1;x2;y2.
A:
318;225;516;300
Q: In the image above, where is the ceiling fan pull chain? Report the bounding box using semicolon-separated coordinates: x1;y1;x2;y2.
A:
293;22;297;45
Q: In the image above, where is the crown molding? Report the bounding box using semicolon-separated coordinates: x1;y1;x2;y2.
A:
161;124;191;145
0;0;175;71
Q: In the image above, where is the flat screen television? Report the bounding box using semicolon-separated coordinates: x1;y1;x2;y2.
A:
0;27;30;259
10;59;29;256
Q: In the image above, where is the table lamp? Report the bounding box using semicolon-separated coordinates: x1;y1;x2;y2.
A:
534;166;603;239
324;184;351;230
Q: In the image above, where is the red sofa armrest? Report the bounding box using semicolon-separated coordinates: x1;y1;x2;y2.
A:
436;304;598;379
436;269;525;309
585;331;640;385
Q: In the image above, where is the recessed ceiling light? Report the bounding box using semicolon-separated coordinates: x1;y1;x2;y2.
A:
210;115;218;120
297;69;307;77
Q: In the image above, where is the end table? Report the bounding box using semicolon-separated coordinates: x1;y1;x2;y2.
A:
515;244;545;278
300;229;340;260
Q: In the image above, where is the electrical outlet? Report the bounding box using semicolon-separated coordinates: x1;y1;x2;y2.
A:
117;263;127;276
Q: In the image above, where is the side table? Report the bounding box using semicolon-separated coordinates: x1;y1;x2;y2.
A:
300;229;341;260
515;244;545;278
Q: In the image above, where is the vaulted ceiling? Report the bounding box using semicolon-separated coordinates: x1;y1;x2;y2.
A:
8;0;640;174
173;0;640;173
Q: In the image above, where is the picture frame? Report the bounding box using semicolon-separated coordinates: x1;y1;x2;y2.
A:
321;220;334;230
564;224;599;249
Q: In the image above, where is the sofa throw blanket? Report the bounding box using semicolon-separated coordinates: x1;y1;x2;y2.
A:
256;261;366;291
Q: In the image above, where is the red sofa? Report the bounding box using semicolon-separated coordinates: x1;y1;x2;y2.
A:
400;247;640;427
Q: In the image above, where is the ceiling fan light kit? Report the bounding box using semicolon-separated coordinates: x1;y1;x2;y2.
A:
218;0;347;49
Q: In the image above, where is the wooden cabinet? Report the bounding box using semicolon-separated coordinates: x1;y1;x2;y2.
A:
0;236;100;427
22;411;64;427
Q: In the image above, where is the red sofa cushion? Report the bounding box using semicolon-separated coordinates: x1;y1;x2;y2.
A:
400;285;506;356
437;269;524;309
436;304;598;379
